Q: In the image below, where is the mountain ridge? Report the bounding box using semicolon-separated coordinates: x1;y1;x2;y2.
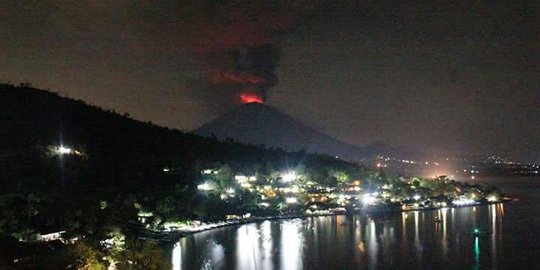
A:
193;102;368;161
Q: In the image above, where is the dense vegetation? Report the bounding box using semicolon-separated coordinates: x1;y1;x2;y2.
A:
0;84;372;269
1;84;503;269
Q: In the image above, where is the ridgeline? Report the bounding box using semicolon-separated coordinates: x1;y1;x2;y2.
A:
0;84;502;269
0;83;368;269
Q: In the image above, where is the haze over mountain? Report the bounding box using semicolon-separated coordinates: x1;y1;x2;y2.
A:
194;102;374;161
0;83;361;177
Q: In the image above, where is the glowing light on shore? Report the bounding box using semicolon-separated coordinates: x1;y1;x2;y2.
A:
452;198;475;206
58;145;73;154
362;194;377;205
52;145;81;156
235;175;247;182
285;197;298;204
197;183;214;191
281;171;297;183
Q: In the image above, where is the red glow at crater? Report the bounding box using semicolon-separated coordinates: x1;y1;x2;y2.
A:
240;93;263;104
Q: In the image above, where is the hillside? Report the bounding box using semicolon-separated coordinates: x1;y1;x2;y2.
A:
0;84;503;269
0;83;373;267
0;83;368;206
0;84;364;191
194;102;368;161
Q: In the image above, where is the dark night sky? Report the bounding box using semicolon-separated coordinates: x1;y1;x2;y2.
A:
1;1;538;162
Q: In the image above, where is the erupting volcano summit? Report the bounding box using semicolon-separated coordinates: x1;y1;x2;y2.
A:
193;102;366;161
239;93;263;104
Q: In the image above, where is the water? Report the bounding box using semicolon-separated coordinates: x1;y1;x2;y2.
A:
170;177;540;270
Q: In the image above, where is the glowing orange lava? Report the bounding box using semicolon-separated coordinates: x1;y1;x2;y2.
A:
240;93;263;104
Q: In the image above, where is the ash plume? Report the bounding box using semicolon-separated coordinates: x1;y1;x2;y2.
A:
186;1;295;109
211;45;280;102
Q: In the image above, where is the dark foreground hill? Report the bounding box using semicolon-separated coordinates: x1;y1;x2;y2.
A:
0;83;372;267
0;84;503;269
0;84;364;193
0;82;369;195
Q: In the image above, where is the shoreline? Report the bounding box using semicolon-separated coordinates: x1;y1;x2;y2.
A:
148;199;514;243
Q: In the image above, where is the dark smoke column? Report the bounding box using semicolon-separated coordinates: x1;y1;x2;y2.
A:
188;1;293;108
211;45;281;104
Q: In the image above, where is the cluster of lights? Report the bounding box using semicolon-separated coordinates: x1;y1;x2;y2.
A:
220;188;236;200
240;182;252;188
196;167;495;218
452;198;476;206
281;171;297;183
57;145;73;154
235;175;257;182
362;194;377;205
437;202;447;207
345;186;361;192
280;185;301;194
258;202;270;208
235;175;257;189
285;197;298;204
197;183;214;191
235;175;247;182
377;155;446;167
202;169;218;175
52;145;82;156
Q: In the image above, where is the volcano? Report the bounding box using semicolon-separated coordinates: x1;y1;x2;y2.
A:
193;103;367;161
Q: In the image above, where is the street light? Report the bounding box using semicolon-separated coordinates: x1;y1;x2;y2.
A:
282;171;297;183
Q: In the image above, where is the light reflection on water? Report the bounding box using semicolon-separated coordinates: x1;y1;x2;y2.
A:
172;175;540;270
172;203;514;270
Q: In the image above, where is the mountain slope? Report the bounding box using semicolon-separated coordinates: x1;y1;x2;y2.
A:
0;84;363;191
194;102;366;161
